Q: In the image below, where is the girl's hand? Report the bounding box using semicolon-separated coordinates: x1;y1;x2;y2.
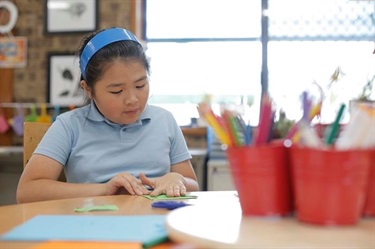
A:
139;172;187;197
105;173;151;196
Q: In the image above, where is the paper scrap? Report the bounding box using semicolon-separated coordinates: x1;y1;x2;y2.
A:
74;204;119;212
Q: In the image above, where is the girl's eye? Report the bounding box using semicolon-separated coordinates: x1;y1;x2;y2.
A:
110;90;122;94
136;83;147;89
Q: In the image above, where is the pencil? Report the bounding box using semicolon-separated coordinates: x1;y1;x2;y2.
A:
204;112;232;146
255;95;272;145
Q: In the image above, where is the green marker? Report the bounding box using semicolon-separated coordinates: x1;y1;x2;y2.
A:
326;103;346;145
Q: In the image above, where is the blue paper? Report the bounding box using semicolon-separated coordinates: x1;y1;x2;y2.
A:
1;215;167;248
152;201;192;210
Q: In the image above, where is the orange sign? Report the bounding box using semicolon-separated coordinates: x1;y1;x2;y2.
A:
0;36;27;68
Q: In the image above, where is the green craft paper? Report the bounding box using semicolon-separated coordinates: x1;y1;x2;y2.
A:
143;194;198;200
74;204;119;213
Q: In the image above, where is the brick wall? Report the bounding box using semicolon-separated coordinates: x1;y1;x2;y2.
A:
1;0;208;148
10;0;133;103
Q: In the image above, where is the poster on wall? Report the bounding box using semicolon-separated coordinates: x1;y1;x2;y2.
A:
0;37;27;68
47;52;85;107
45;0;98;34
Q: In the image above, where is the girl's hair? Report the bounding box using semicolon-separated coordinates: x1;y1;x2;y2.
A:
77;28;150;94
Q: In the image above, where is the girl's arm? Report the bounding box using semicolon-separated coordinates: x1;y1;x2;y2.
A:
16;154;108;203
170;160;199;191
16;154;151;203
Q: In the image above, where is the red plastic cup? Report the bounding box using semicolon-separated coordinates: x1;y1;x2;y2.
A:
226;143;292;216
363;149;375;216
290;146;372;225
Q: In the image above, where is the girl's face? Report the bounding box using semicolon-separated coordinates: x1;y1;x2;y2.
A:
82;60;150;124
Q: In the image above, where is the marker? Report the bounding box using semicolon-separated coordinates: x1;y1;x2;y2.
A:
325;103;346;145
245;124;252;145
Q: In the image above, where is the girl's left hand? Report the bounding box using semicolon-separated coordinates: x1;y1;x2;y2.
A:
139;172;187;197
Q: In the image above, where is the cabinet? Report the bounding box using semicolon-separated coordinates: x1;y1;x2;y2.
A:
0;68;14;145
207;159;235;191
181;127;208;191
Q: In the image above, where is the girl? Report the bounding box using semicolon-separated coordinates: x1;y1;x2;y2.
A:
17;27;199;203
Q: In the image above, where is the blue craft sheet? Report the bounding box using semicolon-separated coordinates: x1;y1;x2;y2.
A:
1;215;168;248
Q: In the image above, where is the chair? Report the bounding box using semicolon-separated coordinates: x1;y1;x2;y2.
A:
23;121;66;181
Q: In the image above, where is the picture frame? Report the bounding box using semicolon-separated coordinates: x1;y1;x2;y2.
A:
44;0;98;34
0;36;28;68
47;52;85;106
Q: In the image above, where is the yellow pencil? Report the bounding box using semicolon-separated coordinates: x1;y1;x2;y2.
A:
204;113;232;146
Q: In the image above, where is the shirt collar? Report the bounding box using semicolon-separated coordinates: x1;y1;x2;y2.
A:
85;100;151;127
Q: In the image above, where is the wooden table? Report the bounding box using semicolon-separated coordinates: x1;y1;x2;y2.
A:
0;193;186;249
0;191;373;249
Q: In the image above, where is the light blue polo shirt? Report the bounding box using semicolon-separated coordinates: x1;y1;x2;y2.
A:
34;102;192;183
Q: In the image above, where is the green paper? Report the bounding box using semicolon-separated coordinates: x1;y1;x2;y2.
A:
143;194;198;200
74;204;119;212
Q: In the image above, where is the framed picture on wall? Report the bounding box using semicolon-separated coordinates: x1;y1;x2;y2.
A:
44;0;98;34
47;52;85;106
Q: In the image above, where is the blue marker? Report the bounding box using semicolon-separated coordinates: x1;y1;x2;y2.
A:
245;124;252;145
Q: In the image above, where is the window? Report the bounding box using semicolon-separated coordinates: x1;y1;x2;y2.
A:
267;0;375;124
144;0;375;125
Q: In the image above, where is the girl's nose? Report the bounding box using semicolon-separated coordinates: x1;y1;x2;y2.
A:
124;90;138;105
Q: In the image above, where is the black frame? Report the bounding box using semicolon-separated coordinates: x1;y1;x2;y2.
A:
47;52;84;106
44;0;98;34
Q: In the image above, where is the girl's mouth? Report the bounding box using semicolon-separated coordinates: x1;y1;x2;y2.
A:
124;109;138;115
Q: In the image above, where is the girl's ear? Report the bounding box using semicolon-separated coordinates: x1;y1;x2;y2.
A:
80;80;93;99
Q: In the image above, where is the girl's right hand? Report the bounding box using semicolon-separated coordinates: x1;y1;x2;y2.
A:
105;173;151;196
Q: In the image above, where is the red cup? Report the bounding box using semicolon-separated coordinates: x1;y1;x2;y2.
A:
226;143;292;216
363;149;375;216
290;146;372;225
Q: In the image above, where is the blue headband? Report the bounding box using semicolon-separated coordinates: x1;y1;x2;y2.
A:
80;27;141;79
